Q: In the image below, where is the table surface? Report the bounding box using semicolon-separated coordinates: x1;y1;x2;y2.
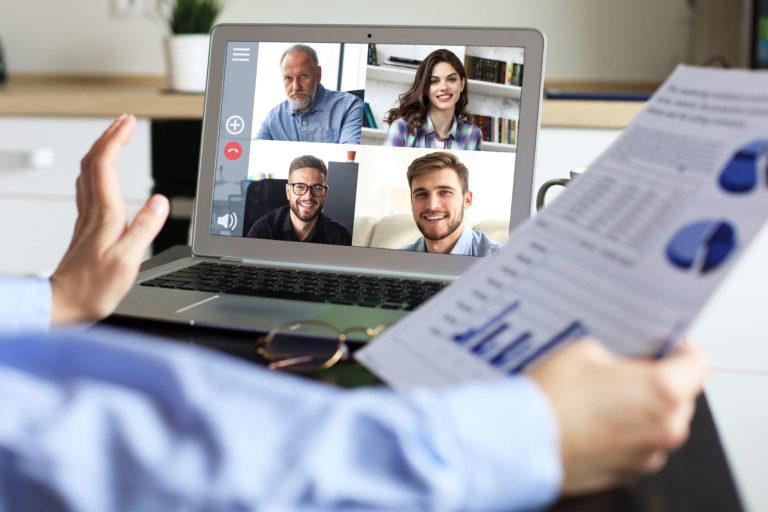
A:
102;246;745;511
0;74;645;128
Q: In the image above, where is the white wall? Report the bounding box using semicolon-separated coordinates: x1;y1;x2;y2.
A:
0;0;693;81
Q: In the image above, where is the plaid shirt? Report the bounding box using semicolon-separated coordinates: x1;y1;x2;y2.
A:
382;114;483;150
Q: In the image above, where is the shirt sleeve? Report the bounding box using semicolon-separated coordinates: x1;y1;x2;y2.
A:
246;214;272;239
0;278;51;334
255;111;274;140
0;328;562;511
338;96;364;145
470;123;484;150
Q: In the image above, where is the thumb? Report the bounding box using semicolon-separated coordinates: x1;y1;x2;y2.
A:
655;345;711;398
115;194;170;264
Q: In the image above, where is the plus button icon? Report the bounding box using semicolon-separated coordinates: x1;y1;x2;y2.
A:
225;115;245;136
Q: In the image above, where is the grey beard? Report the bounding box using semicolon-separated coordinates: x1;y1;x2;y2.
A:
288;90;315;111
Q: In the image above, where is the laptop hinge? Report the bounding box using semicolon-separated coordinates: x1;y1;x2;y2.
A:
219;256;244;263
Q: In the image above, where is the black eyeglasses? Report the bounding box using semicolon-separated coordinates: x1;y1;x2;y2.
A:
288;182;328;197
256;320;389;372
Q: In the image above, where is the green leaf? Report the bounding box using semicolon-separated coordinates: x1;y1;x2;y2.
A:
169;0;223;34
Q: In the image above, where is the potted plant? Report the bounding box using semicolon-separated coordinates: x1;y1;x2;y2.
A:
160;0;223;92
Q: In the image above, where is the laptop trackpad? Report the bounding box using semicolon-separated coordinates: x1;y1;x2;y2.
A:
179;296;330;329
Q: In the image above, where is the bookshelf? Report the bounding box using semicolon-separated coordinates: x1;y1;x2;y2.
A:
364;65;520;153
365;65;522;99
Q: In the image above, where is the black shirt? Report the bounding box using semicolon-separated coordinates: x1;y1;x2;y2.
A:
246;206;352;246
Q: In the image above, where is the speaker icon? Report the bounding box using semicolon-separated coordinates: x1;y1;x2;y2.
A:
216;211;238;230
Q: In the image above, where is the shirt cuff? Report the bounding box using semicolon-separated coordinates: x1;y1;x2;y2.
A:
436;376;562;511
0;278;52;334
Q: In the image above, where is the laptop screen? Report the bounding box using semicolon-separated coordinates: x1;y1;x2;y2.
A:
208;38;529;259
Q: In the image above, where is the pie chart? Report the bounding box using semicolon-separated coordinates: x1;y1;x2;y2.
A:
666;220;736;273
719;139;768;193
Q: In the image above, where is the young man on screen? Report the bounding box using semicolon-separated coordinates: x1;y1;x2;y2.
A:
246;155;351;245
401;151;501;256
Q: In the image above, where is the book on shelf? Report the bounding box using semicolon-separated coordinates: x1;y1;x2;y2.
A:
472;115;517;145
464;55;524;86
363;102;377;129
381;57;421;69
367;43;378;66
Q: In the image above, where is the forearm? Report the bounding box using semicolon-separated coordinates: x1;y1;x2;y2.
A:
0;328;561;511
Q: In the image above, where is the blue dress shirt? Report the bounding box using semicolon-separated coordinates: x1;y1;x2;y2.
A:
400;225;502;256
0;277;51;333
0;279;561;511
256;84;364;144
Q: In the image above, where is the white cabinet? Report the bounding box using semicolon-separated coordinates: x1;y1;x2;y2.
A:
0;116;152;277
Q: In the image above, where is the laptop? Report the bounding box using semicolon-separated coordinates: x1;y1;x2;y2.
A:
114;23;546;333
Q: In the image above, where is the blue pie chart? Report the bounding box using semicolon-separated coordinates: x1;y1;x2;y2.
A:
666;220;736;274
719;139;768;193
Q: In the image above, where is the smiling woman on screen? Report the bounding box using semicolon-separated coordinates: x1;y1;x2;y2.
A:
383;48;483;151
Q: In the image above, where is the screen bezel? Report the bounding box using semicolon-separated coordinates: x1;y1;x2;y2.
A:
193;24;546;277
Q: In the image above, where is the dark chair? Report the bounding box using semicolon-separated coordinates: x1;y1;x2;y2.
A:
346;89;365;102
242;179;288;236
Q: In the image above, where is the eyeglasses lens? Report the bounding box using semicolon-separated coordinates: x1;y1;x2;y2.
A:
265;323;343;371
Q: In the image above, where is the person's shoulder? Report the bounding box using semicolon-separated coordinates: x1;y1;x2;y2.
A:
399;237;424;252
390;116;408;127
471;229;502;255
320;214;352;245
459;117;482;134
247;206;287;238
383;117;410;147
265;99;290;119
325;87;363;107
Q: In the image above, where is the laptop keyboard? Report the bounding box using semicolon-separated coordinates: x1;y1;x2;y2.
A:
140;262;447;311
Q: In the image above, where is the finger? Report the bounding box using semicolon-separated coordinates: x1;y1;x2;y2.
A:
81;115;136;210
113;194;169;264
656;345;710;400
75;175;83;214
658;393;696;449
89;115;136;204
627;449;669;475
82;113;129;162
71;175;86;240
80;113;128;176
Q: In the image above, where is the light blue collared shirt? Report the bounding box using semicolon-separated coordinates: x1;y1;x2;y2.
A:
0;327;561;511
400;225;502;256
0;277;51;334
256;84;363;144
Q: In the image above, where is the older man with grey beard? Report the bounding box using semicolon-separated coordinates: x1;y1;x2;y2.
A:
255;44;364;144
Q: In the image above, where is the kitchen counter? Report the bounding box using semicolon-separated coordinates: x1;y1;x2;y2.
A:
0;74;203;119
0;74;646;127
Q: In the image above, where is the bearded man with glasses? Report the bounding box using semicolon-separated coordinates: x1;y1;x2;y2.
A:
246;154;352;245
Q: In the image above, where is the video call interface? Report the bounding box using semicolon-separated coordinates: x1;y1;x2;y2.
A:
210;40;526;258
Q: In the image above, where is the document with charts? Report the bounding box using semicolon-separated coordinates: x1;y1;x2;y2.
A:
356;65;768;387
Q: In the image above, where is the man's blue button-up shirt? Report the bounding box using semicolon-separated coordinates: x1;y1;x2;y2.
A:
400;224;502;256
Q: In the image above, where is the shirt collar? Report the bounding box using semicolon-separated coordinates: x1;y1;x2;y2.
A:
448;224;473;255
424;113;458;139
415;224;470;254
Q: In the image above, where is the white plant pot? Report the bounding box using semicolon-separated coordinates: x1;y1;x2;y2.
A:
164;34;210;93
